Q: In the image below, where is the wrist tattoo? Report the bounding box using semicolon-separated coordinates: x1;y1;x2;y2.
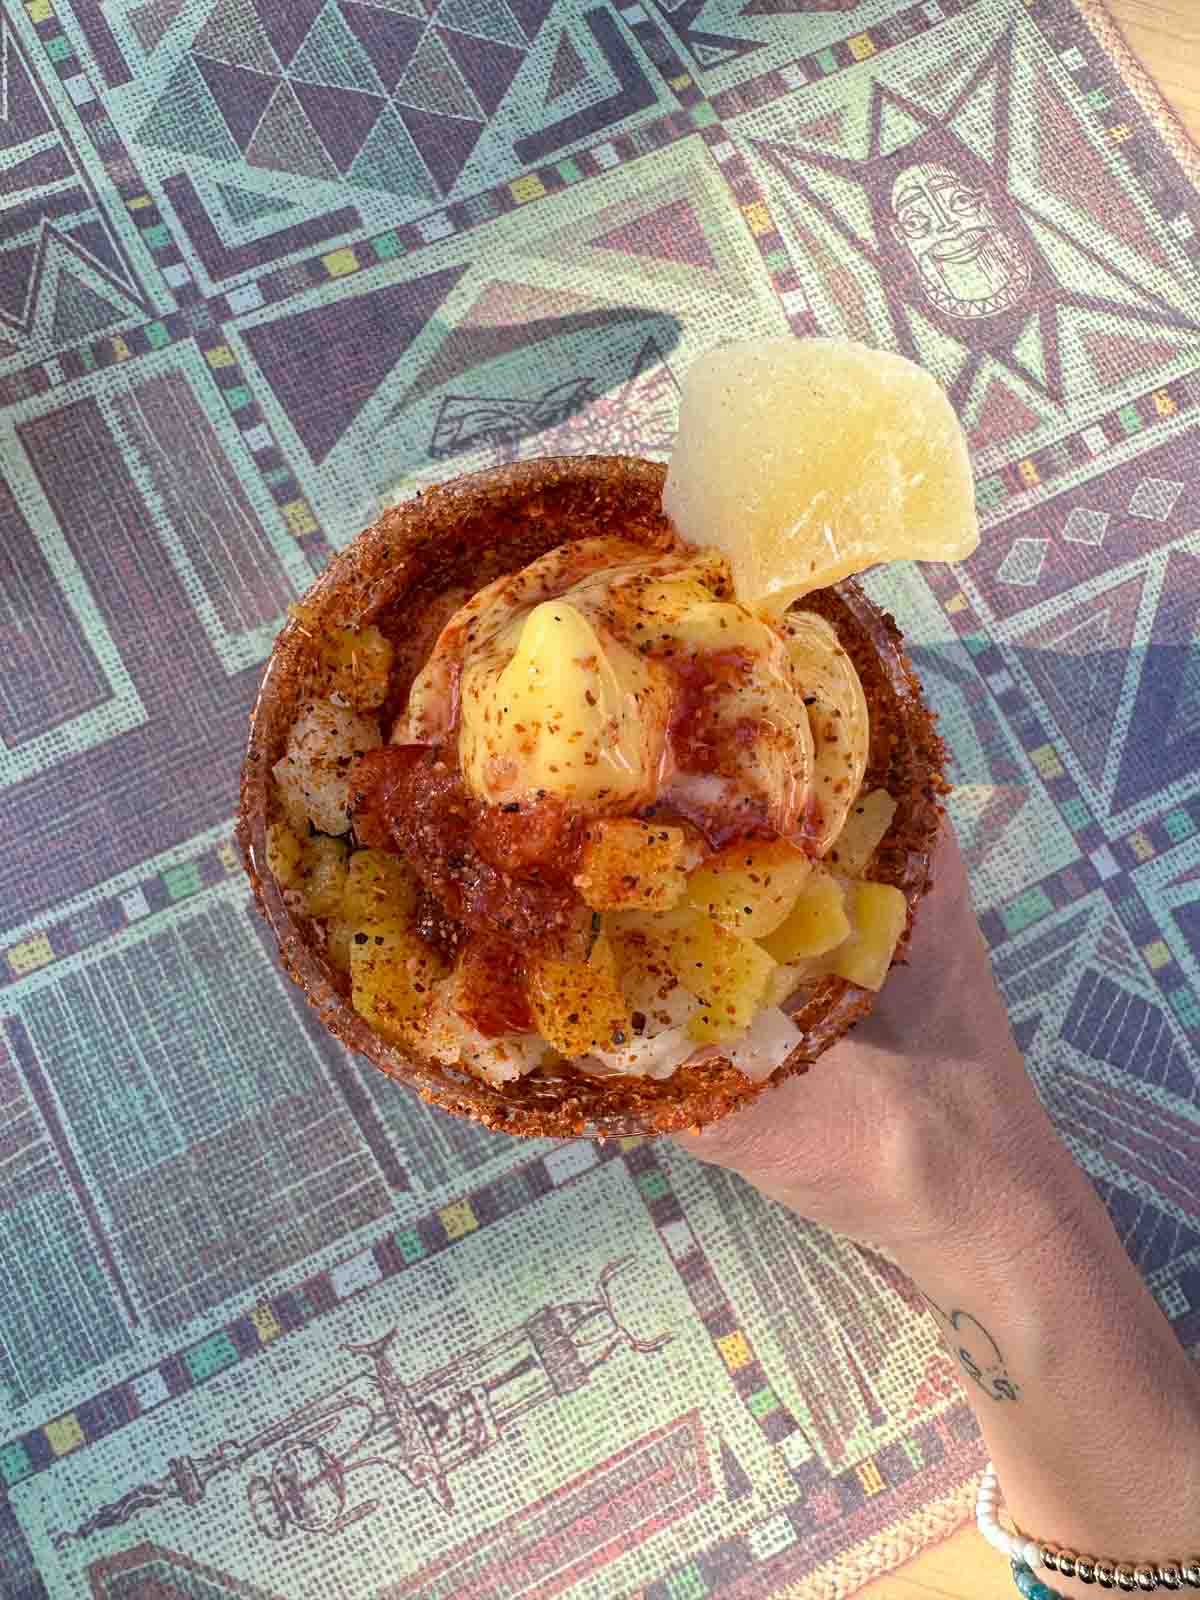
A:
921;1293;1020;1402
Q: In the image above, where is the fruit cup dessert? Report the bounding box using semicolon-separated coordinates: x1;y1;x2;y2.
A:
238;339;978;1138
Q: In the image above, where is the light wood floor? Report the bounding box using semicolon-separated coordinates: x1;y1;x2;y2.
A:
855;3;1198;1597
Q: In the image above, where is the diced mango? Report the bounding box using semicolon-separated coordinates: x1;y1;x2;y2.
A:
608;907;775;1041
300;835;349;919
829;788;898;877
764;962;805;1008
343;849;417;932
760;865;851;963
575;819;687;912
325;920;352;974
682;915;777;1043
320;623;394;711
827;879;908;991
267;819;305;888
527;934;633;1058
343;848;441;1041
686;838;813;938
611;907;776;1043
351;924;446;1045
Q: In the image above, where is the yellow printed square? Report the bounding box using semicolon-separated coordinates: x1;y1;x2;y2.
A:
218;840;239;874
26;0;54;20
282;499;318;537
1129;830;1155;862
668;74;692;91
251;1304;283;1344
45;1414;84;1457
1108;123;1133;144
741;202;774;237
1018;458;1040;487
1030;743;1064;780
619;1136;645;1152
1153;389;1177;418
322;247;359;278
205;344;236;368
847;33;876;61
510;174;546;204
440;1199;477;1240
127;194;153;211
856;1457;886;1495
8;934;54;977
111;336;131;362
944;592;968;615
716;1331;752;1372
1143;940;1171;971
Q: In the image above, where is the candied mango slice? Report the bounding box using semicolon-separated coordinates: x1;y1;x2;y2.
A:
828;880;907;990
783;611;869;855
760;865;851;963
266;819;305;888
686;838;812;938
528;935;633;1058
574;819;687;912
829;788;898;877
663;338;978;615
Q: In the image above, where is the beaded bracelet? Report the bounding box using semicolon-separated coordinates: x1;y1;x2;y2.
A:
975;1461;1200;1592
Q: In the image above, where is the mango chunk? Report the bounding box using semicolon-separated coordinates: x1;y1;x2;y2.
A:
266;819;305;889
829;788;898;877
343;849;417;932
760;865;851;963
575;819;687;912
528;935;633;1058
351;925;446;1045
827;879;908;991
686;838;812;938
300;835;349;920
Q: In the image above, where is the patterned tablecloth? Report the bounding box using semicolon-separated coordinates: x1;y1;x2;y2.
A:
2;0;1199;1595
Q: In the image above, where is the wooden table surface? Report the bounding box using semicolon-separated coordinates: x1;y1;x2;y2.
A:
856;4;1198;1600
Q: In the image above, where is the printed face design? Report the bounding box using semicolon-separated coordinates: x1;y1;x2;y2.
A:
890;161;1031;319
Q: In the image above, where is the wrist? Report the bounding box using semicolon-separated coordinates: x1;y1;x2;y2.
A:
856;1047;1085;1270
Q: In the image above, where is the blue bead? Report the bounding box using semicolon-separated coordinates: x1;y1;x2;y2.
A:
1010;1565;1038;1598
1031;1584;1061;1600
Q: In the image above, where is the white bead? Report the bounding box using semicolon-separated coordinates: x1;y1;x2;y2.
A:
981;1519;1011;1553
1024;1539;1044;1569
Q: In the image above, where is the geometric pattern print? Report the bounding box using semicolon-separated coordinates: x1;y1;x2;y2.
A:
2;0;1199;1598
